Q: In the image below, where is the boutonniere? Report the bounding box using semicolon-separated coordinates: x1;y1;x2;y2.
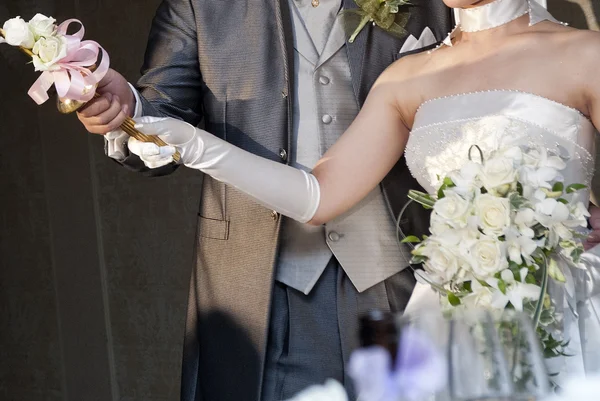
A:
344;0;411;43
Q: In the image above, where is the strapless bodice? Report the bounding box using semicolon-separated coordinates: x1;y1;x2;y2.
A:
405;91;596;196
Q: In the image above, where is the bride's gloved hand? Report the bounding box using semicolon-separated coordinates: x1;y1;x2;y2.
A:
132;116;321;224
126;116;197;168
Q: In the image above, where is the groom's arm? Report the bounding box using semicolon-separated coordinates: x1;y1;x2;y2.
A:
102;0;204;176
136;0;203;126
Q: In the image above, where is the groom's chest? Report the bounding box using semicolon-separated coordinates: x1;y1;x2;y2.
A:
191;0;441;103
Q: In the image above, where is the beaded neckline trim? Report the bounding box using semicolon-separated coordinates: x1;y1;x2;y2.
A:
415;90;591;123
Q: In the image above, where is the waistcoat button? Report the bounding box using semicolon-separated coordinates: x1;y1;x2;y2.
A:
319;76;330;85
328;231;340;242
279;148;288;161
322;114;333;124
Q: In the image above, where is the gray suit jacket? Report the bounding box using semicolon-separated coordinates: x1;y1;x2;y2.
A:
116;1;453;400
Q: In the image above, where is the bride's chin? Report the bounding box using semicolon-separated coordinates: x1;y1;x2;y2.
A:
443;0;495;8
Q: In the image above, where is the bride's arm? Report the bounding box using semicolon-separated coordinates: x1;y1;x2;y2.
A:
584;33;600;129
309;73;409;224
583;32;600;248
135;64;411;225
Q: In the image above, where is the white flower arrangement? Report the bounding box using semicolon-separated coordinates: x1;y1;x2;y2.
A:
404;144;589;358
0;14;110;105
0;14;66;72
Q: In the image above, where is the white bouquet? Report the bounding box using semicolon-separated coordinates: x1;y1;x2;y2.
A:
0;14;109;104
403;144;589;358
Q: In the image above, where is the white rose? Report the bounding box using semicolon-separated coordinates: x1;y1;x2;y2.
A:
420;241;462;284
433;189;472;227
28;14;57;39
32;35;67;71
475;194;511;236
480;157;516;194
1;17;35;48
461;280;494;309
468;237;508;279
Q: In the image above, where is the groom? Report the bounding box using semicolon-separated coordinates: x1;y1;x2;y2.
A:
78;1;454;400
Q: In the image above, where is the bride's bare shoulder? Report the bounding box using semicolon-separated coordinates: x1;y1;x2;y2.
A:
377;49;442;96
542;24;600;51
386;48;440;78
551;28;600;72
375;49;442;119
568;28;600;56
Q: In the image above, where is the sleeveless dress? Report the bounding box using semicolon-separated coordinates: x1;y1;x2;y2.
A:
403;89;600;384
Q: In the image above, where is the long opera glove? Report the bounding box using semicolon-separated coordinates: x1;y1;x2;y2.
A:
133;116;321;224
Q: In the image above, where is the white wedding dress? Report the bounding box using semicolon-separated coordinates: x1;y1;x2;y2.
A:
398;0;600;386
403;89;600;383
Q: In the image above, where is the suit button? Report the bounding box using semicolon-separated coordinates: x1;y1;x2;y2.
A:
271;211;280;221
322;114;333;124
319;76;330;85
279;148;288;161
328;231;340;242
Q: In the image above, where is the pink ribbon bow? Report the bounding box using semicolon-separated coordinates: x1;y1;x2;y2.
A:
28;19;110;105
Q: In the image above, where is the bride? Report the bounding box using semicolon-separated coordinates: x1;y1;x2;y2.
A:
132;0;600;384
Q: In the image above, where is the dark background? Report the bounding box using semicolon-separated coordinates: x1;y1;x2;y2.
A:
0;1;598;400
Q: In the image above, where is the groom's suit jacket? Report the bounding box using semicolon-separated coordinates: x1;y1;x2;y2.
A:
117;0;453;399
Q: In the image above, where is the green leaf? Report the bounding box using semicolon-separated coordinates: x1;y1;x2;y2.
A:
525;274;537;285
541;188;563;199
548;258;566;283
552;182;564;193
410;255;428;264
571;246;584;263
463;281;472;293
408;190;436;208
557;198;568;204
517;182;523;196
509;193;530;210
566;183;587;194
447;293;461;306
498;279;507;295
437;177;456;199
401;236;421;244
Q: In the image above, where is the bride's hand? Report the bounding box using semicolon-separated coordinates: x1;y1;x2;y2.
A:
129;116;201;168
585;205;600;250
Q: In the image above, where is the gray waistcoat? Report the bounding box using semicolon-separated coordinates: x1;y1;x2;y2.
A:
277;0;412;294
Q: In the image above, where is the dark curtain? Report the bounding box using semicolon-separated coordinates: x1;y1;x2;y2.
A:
0;1;200;400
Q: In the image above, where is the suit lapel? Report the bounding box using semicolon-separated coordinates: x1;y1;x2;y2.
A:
342;0;369;104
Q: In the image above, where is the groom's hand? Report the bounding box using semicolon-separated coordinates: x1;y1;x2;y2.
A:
77;68;135;134
585;205;600;250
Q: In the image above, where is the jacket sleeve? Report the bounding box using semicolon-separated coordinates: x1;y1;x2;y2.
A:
111;0;204;177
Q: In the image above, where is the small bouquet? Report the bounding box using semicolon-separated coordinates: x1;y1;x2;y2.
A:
0;14;180;161
401;144;590;359
0;14;109;105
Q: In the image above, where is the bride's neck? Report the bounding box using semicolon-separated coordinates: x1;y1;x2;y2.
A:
456;0;531;44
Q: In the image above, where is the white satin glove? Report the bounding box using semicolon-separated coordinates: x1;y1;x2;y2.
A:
133;116;321;223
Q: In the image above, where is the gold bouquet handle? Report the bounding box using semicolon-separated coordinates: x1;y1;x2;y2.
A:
0;28;181;163
59;93;181;163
